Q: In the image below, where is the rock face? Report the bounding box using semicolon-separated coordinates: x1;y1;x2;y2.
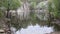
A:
8;2;30;20
17;2;30;20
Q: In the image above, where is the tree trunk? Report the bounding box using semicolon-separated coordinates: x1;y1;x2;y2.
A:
4;9;11;34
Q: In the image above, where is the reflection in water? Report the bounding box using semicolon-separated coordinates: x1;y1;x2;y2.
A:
15;24;54;34
10;14;60;34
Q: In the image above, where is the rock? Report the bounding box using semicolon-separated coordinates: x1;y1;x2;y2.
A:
0;29;4;33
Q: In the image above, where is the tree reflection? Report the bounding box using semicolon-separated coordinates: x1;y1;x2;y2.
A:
10;15;60;32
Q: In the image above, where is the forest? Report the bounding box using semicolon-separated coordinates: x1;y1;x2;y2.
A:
0;0;60;34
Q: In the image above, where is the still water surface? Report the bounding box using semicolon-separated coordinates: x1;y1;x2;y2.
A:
15;24;54;34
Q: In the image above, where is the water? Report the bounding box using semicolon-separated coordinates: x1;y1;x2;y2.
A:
15;24;54;34
10;17;60;34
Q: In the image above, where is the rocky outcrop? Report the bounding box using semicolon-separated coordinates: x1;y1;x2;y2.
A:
9;2;30;20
